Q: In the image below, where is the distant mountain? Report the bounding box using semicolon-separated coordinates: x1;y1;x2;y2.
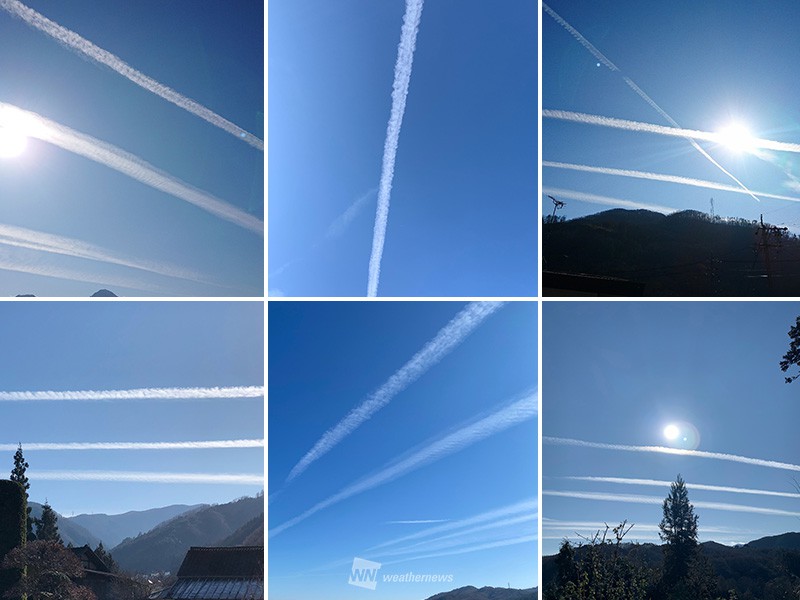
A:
544;209;800;296
746;532;800;551
423;586;536;600
215;513;264;547
111;495;263;574
29;502;100;548
90;289;117;297
66;504;205;549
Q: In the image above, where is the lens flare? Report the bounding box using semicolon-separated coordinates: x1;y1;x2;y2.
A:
662;420;701;450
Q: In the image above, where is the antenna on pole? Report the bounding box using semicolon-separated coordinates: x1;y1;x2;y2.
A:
548;195;565;219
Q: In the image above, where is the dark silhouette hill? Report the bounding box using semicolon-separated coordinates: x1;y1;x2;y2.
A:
423;586;536;600
544;209;800;296
66;504;204;549
215;513;264;546
110;495;263;574
746;532;800;551
90;289;117;297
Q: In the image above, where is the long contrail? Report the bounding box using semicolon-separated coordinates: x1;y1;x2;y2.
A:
367;0;424;297
382;534;536;567
1;439;264;451
563;476;800;500
544;161;800;204
0;386;264;402
0;0;263;150
542;187;676;214
542;3;761;203
544;109;800;155
30;470;264;485
287;301;504;482
270;390;537;538
545;436;800;472
544;490;800;519
0;103;263;235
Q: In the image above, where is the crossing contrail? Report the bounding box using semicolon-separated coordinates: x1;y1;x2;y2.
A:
367;0;424;296
542;3;761;203
0;385;264;402
0;0;263;150
563;476;800;500
0;103;263;234
1;439;264;451
326;188;377;240
542;187;676;214
544;490;800;518
287;301;504;482
270;390;537;538
544;436;800;472
543;161;800;204
30;470;264;485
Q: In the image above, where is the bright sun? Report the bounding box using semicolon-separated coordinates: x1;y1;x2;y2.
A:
717;122;756;153
0;127;28;158
663;423;680;440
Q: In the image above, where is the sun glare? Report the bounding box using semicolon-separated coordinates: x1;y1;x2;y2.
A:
717;122;756;153
663;423;680;440
0;127;28;158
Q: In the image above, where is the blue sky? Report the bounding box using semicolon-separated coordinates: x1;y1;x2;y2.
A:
268;0;536;297
0;0;263;296
0;301;263;516
268;301;537;599
543;301;800;556
543;1;800;231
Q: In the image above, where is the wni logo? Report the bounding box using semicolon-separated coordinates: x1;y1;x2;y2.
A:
348;557;382;590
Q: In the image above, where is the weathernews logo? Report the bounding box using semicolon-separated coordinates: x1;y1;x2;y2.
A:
349;557;382;590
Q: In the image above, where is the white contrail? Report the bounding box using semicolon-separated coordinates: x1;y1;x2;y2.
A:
563;476;800;500
0;386;264;402
367;0;424;297
544;490;800;519
0;0;263;150
270;390;537;537
542;3;761;202
544;161;800;204
382;534;536;566
0;439;264;451
326;188;377;240
386;519;450;524
287;301;505;482
30;470;264;485
543;110;800;155
0;221;212;286
542;187;676;214
0;103;263;235
369;498;537;551
544;436;800;473
541;518;752;537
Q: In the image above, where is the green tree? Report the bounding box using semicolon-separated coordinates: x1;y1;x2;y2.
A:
9;444;35;541
35;501;61;544
780;316;800;382
660;475;699;581
1;540;95;600
92;543;119;574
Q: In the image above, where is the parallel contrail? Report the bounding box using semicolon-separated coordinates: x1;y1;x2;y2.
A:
545;436;800;472
544;161;800;204
270;390;537;538
382;534;536;566
287;301;504;482
0;386;264;402
0;0;263;150
563;476;800;500
0;103;263;235
387;519;450;524
30;470;264;485
0;439;264;451
542;3;761;203
367;0;424;296
544;490;800;518
542;187;676;214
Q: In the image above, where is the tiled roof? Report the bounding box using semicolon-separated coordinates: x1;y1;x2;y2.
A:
176;547;263;579
164;577;263;600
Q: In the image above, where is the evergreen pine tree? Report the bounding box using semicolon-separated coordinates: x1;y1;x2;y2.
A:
35;501;62;544
10;443;35;541
659;475;700;588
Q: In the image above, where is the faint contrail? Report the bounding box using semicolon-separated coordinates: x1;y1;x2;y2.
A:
367;0;424;297
0;222;212;286
564;476;800;500
382;534;536;566
0;439;264;451
286;301;505;482
545;436;800;472
544;109;800;155
542;3;761;203
544;490;800;518
326;188;377;240
30;470;264;485
0;386;264;402
270;390;537;537
0;103;263;234
542;187;676;214
0;0;263;150
369;498;537;551
544;161;800;204
386;519;450;524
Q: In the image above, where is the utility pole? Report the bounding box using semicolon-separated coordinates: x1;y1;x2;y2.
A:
755;214;788;293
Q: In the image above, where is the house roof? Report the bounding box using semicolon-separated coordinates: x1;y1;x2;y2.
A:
176;547;263;579
69;545;110;573
162;578;263;600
